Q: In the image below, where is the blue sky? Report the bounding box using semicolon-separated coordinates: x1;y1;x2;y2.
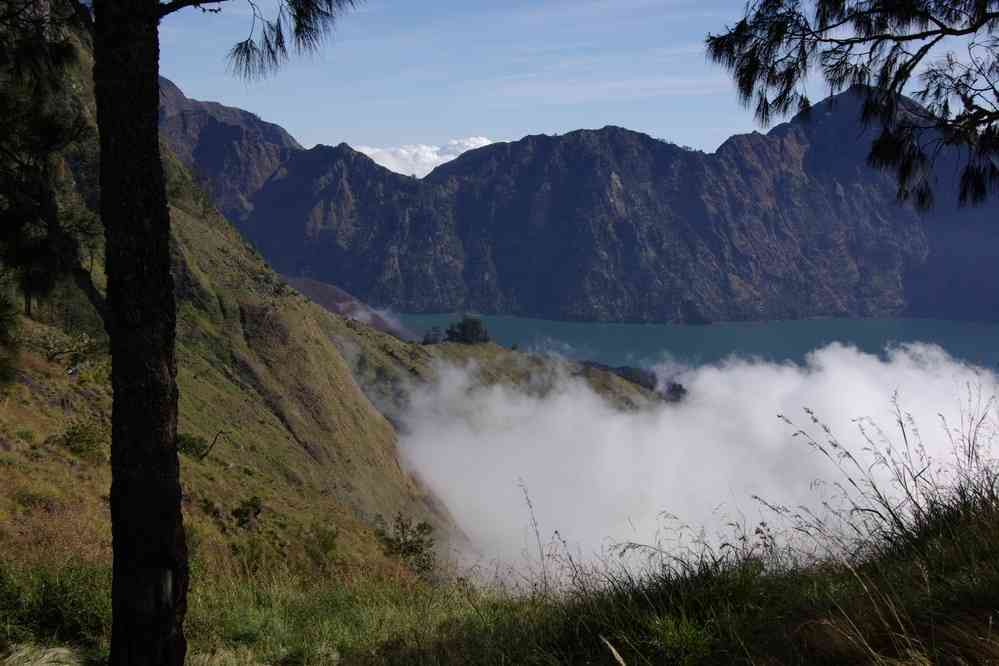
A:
160;1;772;172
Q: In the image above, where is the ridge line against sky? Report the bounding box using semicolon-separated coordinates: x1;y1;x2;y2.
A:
160;0;784;164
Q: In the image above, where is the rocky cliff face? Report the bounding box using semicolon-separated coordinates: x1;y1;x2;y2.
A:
241;143;467;312
159;76;301;223
163;83;999;323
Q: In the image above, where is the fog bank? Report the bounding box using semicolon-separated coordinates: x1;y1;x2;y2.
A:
396;343;997;563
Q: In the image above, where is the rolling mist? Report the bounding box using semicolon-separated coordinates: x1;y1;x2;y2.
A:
396;343;998;565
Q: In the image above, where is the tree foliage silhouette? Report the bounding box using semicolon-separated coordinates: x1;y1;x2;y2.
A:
707;0;999;208
0;1;100;320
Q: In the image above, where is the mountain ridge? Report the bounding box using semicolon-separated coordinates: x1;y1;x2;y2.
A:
159;76;302;223
160;82;999;323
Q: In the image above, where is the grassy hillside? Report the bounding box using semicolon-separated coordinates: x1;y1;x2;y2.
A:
0;149;662;665
1;125;658;553
0;24;661;662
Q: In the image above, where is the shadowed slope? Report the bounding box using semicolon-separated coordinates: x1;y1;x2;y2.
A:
224;87;999;322
159;76;302;223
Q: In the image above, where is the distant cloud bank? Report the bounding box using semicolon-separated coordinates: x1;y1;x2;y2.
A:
357;136;493;177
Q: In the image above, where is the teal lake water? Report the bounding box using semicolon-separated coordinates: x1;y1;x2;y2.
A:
396;314;999;369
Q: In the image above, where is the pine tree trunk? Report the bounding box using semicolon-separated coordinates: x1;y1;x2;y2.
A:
92;1;188;663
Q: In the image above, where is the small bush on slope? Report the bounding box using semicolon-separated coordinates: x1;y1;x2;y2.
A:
57;417;108;462
374;513;437;579
444;316;490;345
176;433;210;458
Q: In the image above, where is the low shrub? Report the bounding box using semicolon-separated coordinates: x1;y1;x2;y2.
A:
444;316;490;345
177;433;210;458
58;417;109;462
646;613;713;665
663;381;688;402
304;523;339;569
36;331;102;368
232;496;263;530
374;513;436;578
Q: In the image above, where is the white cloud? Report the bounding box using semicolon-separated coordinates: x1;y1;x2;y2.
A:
356;136;494;177
397;344;998;566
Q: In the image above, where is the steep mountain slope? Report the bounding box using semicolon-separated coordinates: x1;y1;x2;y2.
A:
1;33;443;573
242;143;465;312
167;153;452;543
182;85;998;323
3;38;662;581
2;144;657;584
3;147;455;577
159;76;301;223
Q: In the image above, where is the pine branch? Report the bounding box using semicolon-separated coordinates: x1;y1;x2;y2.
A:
157;0;230;19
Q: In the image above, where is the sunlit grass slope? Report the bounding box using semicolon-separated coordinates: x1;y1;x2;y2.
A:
0;96;661;663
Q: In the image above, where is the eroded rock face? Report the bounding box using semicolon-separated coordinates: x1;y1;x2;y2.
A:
162;82;999;323
159;76;302;223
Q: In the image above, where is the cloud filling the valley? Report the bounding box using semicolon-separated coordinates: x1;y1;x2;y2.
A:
396;343;998;565
356;136;494;177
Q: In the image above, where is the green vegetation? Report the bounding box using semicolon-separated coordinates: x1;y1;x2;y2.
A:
374;514;437;580
421;316;493;345
0;213;658;664
177;433;211;459
444;316;491;345
58;417;109;463
0;561;111;651
0;1;103;325
303;524;340;571
232;497;264;531
708;0;999;208
421;326;444;345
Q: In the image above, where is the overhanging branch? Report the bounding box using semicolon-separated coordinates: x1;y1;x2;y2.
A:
158;0;230;19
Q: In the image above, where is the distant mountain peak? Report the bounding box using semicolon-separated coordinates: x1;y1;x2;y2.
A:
158;77;303;222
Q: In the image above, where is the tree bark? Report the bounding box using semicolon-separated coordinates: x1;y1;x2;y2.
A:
92;1;188;664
